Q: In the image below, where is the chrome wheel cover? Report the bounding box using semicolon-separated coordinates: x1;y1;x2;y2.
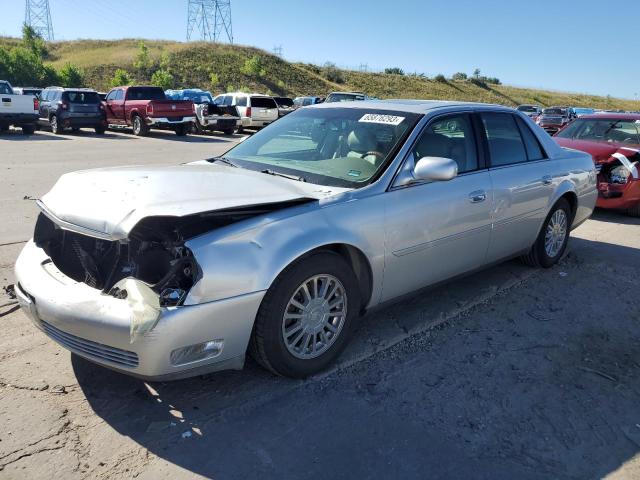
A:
282;274;347;359
545;209;567;258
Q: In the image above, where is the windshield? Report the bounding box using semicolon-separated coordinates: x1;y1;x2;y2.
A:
274;97;294;107
543;108;566;116
555;118;640;144
221;107;420;188
326;93;366;103
168;90;213;103
127;87;165;101
63;91;99;104
517;106;538;112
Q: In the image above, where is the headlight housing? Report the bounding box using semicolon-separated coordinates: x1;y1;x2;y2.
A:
610;165;630;184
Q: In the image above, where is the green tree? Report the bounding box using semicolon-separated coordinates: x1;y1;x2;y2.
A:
133;41;152;76
21;24;47;58
209;72;220;90
452;72;467;81
240;55;265;78
110;68;133;87
58;63;84;87
473;68;481;79
322;62;344;83
434;73;447;83
150;69;174;90
40;64;59;85
7;47;43;85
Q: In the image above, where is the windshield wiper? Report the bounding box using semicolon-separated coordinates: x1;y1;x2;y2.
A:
209;156;238;168
261;169;306;182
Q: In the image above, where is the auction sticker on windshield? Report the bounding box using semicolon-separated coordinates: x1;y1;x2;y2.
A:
359;113;405;125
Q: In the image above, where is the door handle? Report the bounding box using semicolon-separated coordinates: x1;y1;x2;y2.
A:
468;190;487;203
542;175;553;185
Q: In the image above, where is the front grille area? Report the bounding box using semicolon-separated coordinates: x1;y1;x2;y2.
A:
41;320;139;368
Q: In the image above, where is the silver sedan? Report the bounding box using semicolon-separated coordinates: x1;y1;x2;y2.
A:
15;100;597;379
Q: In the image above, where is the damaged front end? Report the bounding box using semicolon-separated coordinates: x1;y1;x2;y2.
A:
596;150;640;206
32;199;310;342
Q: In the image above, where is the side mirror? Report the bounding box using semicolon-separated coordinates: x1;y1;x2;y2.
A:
413;156;458;182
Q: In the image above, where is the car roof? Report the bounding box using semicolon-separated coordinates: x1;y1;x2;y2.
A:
579;113;640;120
310;99;510;114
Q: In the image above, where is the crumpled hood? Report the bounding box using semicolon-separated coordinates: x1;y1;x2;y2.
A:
555;138;640;164
40;162;347;240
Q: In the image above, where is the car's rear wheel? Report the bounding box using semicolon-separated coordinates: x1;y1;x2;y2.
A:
50;115;63;134
522;198;571;268
21;124;35;135
94;126;105;135
223;128;235;135
132;115;148;136
250;251;361;378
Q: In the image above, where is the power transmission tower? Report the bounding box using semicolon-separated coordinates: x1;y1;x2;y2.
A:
187;0;233;43
273;45;283;58
24;0;54;41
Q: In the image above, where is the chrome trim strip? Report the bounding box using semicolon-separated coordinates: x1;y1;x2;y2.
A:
392;224;492;257
36;200;115;241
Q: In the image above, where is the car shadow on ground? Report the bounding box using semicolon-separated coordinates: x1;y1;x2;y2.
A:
590;208;640;226
72;238;640;479
0;130;70;141
136;131;241;143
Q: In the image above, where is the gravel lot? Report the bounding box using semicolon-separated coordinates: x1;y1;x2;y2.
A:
1;129;639;479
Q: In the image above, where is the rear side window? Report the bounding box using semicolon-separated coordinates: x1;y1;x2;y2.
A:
250;96;277;109
236;96;247;106
126;87;165;101
481;113;528;166
515;116;546;161
64;91;99;104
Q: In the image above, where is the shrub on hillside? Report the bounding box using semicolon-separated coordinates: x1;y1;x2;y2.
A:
58;63;84;87
434;74;447;83
452;72;467;81
384;67;405;75
322;62;344;83
150;69;174;90
240;55;265;78
110;68;133;87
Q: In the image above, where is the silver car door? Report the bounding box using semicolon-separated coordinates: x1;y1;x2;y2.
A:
382;113;493;302
480;112;554;263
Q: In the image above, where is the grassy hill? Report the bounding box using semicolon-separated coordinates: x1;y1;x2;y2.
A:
3;37;639;111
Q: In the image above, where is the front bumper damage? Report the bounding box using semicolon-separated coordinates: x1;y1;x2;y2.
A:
15;240;264;381
596;151;640;210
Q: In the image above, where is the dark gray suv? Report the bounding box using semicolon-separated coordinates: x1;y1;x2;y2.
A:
38;87;107;134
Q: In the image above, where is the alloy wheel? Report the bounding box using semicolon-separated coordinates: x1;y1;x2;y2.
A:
281;274;347;359
545;209;567;258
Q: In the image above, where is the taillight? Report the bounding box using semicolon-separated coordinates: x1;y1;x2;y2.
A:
33;98;39;110
147;103;154;115
202;104;208;116
246;106;252;117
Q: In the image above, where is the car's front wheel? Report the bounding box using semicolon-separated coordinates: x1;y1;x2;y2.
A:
50;115;63;134
522;198;571;268
250;252;361;378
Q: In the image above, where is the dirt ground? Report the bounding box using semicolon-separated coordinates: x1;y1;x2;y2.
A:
1;129;639;479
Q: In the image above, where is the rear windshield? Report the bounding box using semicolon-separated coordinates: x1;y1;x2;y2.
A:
274;97;294;107
63;91;100;104
543;108;566;115
517;106;538;112
251;96;278;109
127;87;166;101
0;82;13;95
327;93;366;103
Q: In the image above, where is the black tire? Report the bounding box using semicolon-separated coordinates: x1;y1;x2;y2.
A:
249;251;361;378
521;198;571;268
94;126;106;135
132;115;148;136
174;124;188;136
50;115;63;134
237;126;244;134
0;125;9;133
223;128;235;135
21;124;36;135
627;204;640;217
192;120;204;134
71;127;80;132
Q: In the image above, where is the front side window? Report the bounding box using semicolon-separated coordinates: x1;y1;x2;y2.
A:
411;114;478;173
481;113;528;166
224;96;234;106
105;90;116;101
555;118;640;145
222;108;420;187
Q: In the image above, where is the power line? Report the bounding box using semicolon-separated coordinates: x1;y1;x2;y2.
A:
24;0;54;41
187;0;233;43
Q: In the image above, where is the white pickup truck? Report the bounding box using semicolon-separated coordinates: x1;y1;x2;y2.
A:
0;80;39;135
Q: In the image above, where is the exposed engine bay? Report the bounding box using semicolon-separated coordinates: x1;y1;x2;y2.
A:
33;199;311;307
596;151;639;198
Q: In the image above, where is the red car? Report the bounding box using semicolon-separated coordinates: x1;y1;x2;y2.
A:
104;86;195;136
554;113;640;216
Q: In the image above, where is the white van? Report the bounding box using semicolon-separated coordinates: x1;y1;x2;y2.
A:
213;92;278;131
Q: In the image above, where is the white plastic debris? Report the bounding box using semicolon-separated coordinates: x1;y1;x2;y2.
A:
181;431;192;439
112;278;161;343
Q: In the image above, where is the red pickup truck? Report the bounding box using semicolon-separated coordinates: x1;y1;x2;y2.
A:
103;86;195;136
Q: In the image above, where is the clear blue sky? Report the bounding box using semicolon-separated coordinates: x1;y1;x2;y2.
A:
2;0;638;99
